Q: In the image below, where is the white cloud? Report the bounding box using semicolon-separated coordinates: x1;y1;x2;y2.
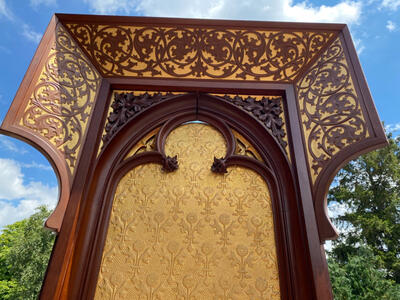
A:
20;161;53;171
0;158;58;229
385;122;400;133
0;135;28;154
84;0;139;15
381;0;400;10
386;20;397;31
30;0;56;7
21;24;42;44
353;38;365;55
85;0;362;25
0;0;13;20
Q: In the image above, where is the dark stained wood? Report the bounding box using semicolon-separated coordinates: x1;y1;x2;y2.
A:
285;85;334;299
39;78;111;299
56;13;346;31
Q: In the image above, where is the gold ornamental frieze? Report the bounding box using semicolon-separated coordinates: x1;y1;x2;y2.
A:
65;23;334;81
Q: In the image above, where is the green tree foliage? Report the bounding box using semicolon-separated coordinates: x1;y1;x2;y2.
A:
0;206;55;299
328;247;400;299
328;134;400;297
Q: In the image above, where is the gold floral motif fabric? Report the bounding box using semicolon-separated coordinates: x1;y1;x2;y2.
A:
94;123;280;299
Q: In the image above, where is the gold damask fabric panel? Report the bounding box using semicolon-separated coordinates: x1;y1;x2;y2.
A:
296;37;369;183
95;124;280;299
65;22;334;82
19;24;101;174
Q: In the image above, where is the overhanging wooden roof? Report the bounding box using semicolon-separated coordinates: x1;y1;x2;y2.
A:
0;14;387;243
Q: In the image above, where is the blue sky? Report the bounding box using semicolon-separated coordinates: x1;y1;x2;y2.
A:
0;0;399;228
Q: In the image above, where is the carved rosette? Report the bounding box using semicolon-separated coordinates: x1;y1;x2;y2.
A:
65;23;333;81
296;37;368;182
20;24;101;174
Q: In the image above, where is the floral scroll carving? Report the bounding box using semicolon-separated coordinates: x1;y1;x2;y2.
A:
65;23;334;81
218;95;287;151
102;92;180;145
296;38;368;181
20;24;101;173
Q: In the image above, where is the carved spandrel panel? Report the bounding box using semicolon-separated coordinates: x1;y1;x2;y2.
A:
19;24;101;174
125;127;160;159
65;22;334;82
94;124;280;299
215;94;288;155
296;37;369;183
98;91;184;154
232;129;264;162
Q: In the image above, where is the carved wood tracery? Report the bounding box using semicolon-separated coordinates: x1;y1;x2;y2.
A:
65;23;335;81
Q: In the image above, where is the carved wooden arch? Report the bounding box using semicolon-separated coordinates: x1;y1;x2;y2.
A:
63;93;315;299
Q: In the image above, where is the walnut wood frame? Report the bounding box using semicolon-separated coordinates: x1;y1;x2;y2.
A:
0;14;388;300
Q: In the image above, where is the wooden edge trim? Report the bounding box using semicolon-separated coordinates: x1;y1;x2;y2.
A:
285;85;333;299
0;126;70;232
56;13;345;31
314;136;388;242
108;77;290;94
341;27;387;138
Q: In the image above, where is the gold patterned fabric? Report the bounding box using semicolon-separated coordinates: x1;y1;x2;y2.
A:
95;124;280;299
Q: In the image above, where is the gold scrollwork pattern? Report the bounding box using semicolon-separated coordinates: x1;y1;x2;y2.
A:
95;123;280;299
125;127;160;159
20;24;101;174
65;23;334;81
296;38;369;182
232;129;263;162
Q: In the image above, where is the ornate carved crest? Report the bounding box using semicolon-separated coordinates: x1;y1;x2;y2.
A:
219;95;287;151
103;92;180;145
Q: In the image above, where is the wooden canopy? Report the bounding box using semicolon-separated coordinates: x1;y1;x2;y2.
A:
0;14;387;299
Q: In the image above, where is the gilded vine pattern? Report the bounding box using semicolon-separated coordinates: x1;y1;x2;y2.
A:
94;124;280;299
296;38;368;182
65;23;334;81
20;24;100;173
